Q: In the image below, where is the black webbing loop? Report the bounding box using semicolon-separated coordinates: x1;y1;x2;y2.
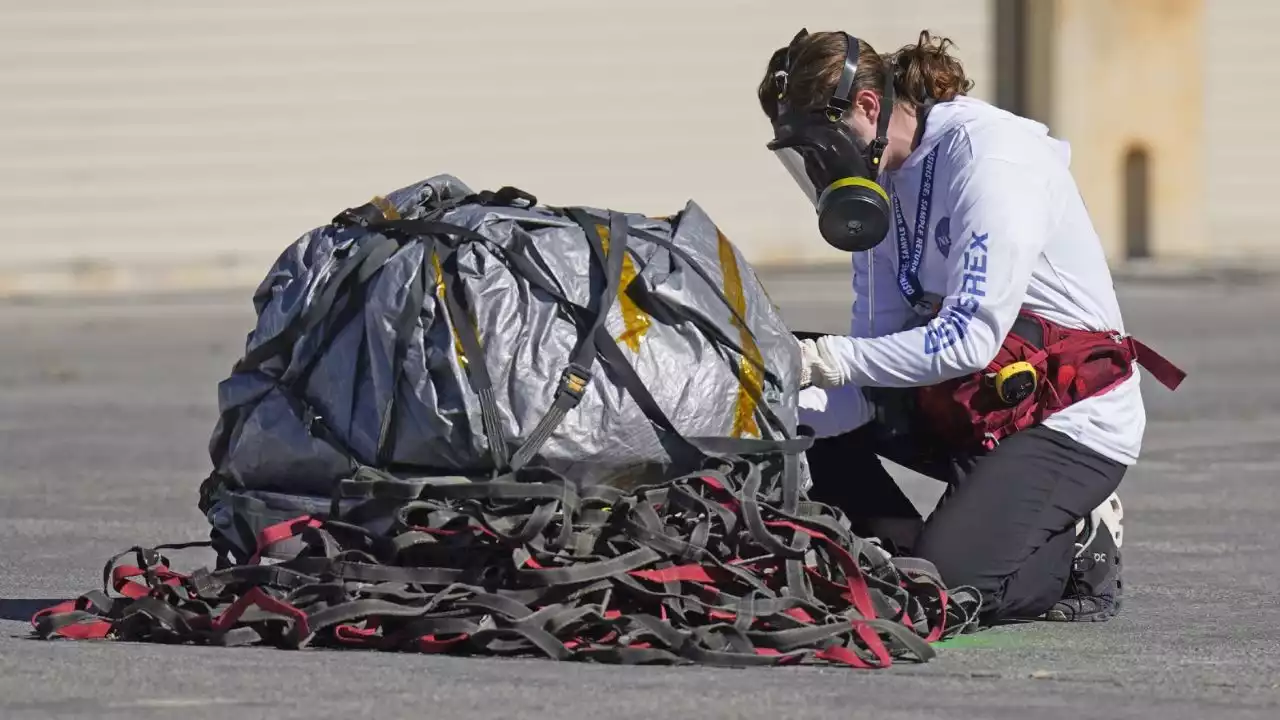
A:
469;186;538;209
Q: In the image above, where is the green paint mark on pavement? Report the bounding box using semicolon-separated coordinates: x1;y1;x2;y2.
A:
934;631;1025;649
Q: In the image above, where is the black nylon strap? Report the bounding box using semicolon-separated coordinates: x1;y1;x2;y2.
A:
392;208;802;471
592;325;806;464
628;226;784;394
518;547;663;587
359;215;515;470
371;219;490;247
213;234;407;479
439;251;511;471
236;234;400;375
508;208;627;472
376;240;432;466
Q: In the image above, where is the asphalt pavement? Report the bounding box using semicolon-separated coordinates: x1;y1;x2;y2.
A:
2;268;1279;719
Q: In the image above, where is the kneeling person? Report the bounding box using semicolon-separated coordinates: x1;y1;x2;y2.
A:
758;29;1184;623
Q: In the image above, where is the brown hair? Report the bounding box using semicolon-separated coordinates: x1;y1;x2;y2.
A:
758;29;973;120
888;30;975;106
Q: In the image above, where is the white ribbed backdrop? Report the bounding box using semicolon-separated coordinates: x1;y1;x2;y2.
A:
0;0;1272;292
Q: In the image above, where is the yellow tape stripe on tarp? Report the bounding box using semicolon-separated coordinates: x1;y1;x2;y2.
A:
716;229;763;439
596;223;652;353
431;250;469;369
369;195;401;220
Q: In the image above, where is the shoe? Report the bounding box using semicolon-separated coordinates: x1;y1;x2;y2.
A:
1045;492;1123;622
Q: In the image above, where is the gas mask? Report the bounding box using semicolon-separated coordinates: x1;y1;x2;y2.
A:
766;30;896;253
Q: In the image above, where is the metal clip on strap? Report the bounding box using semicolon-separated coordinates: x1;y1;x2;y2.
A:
558;364;591;405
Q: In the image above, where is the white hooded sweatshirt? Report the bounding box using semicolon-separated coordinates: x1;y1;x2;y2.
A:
798;96;1146;466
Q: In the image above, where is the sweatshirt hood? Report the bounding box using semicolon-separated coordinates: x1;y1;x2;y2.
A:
892;95;1072;173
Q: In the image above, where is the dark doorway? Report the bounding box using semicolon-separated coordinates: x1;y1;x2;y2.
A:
994;0;1029;116
1123;146;1152;259
994;0;1053;126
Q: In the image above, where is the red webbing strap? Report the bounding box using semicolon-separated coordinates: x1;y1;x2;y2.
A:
211;587;312;645
249;515;323;564
630;565;718;584
110;564;185;599
31;597;114;640
765;520;893;668
1129;337;1187;390
417;634;470;653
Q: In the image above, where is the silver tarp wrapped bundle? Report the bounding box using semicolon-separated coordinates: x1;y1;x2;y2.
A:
202;175;807;550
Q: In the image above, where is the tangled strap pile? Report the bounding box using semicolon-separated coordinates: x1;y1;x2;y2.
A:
32;459;981;668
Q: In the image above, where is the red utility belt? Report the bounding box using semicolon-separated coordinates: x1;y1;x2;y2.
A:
916;311;1186;452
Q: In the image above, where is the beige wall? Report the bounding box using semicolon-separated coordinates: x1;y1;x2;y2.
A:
1046;0;1206;261
1204;0;1280;257
0;0;992;295
0;0;1276;297
1018;0;1280;265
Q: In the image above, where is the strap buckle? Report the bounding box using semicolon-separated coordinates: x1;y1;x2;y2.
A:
558;364;592;404
332;202;385;228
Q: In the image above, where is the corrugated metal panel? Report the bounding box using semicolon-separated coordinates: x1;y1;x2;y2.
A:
0;0;992;284
1204;1;1280;257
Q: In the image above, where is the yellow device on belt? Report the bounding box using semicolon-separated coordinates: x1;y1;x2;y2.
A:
994;361;1038;405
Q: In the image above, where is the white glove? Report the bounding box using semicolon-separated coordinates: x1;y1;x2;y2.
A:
799;384;874;437
798;337;846;388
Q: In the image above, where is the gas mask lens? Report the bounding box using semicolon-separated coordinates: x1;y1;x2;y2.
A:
774;147;819;207
770;133;892;253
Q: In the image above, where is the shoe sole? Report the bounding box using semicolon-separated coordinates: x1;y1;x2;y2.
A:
1044;608;1117;622
1044;594;1122;623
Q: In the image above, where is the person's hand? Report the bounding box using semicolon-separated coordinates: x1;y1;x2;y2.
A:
799;337;846;388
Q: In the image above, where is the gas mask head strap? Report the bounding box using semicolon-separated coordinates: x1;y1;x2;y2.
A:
823;32;894;172
823;32;860;122
765;28;810;119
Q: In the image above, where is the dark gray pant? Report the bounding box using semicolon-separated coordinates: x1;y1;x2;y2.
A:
804;421;1126;622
